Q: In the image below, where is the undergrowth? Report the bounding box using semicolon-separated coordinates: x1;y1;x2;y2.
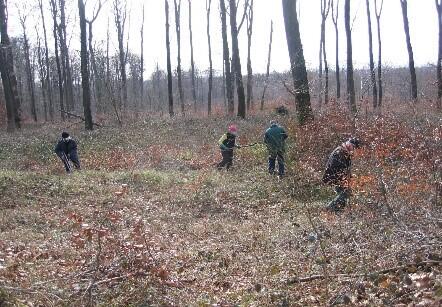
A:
0;106;441;306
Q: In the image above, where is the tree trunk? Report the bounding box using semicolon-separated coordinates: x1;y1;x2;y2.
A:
50;0;65;120
366;0;378;109
323;34;329;106
374;0;383;107
436;0;442;109
174;0;185;114
165;0;174;117
59;0;74;112
88;22;102;113
229;0;246;119
320;0;330;106
246;0;254;111
39;0;54;121
260;20;273;111
318;15;324;107
332;0;341;100
220;0;234;115
114;0;128;109
400;0;418;101
282;0;313;125
78;0;93;130
344;0;356;113
36;37;48;122
207;0;213;116
0;0;21;131
140;5;145;111
86;1;104;114
188;0;197;112
20;19;37;122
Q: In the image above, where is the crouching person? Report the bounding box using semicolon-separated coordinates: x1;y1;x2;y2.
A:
322;137;361;212
217;125;240;170
55;132;81;173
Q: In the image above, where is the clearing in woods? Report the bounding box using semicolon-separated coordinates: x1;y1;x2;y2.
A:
0;113;441;306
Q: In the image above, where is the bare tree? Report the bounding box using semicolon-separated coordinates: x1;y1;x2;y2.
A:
436;0;442;109
0;0;21;131
140;4;145;111
206;0;213;115
219;0;234;115
246;0;254;110
86;0;105;113
331;0;340;100
18;8;37;122
113;0;128;108
260;20;273;111
36;35;48;121
282;0;313;124
400;0;418;101
50;0;65;120
188;0;197;111
78;0;93;130
38;0;54;121
165;0;174;117
345;0;356;113
318;0;331;107
173;0;184;114
229;0;246;118
58;0;74;112
366;0;378;109
374;0;384;107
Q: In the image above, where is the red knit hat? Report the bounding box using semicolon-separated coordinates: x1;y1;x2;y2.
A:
228;124;238;134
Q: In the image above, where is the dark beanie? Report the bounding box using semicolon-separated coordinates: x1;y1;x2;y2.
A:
62;132;70;138
348;137;361;148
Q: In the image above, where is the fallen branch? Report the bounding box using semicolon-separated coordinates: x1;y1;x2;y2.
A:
59;110;103;127
288;260;442;284
1;285;63;301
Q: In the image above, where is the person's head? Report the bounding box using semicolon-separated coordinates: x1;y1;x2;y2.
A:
62;132;70;141
270;119;278;126
344;137;361;152
228;124;238;136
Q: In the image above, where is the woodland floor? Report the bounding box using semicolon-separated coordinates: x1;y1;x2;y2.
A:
0;110;441;306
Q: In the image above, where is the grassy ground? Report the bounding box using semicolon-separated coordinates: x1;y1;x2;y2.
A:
0;112;441;306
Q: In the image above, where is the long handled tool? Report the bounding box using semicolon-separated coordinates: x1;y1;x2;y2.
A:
239;142;262;148
62;152;72;172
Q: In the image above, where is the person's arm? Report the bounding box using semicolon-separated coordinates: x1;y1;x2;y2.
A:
54;140;62;154
218;134;228;150
281;128;288;140
264;131;269;145
71;140;78;151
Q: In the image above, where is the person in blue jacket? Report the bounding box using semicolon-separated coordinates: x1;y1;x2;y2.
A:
264;120;288;178
322;137;361;212
55;132;81;173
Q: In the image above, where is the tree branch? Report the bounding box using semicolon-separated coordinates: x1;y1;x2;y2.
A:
59;110;103;127
288;260;442;284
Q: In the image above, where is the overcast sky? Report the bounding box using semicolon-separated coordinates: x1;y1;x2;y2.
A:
7;0;439;76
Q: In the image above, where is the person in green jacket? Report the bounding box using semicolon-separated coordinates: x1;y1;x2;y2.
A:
217;124;241;170
264;120;288;177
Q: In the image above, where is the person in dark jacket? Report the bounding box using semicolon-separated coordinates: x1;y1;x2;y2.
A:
217;124;241;170
55;132;81;173
322;137;361;212
264;120;288;178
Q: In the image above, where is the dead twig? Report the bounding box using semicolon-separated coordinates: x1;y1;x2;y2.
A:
59;110;103;127
288;260;442;284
